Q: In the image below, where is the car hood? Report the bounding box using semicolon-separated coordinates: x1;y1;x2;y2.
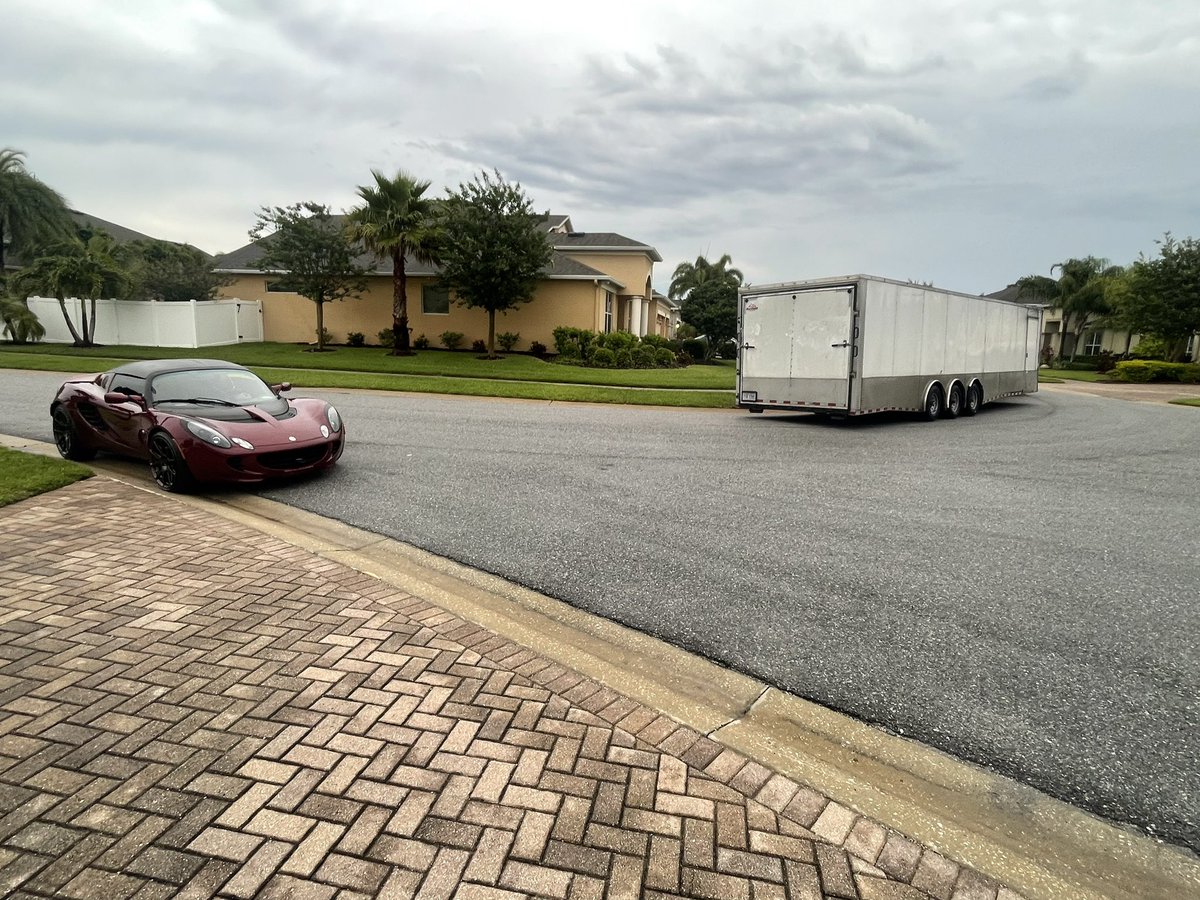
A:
176;402;331;448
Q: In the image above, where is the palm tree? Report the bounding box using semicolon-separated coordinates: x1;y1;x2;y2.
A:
668;253;744;302
346;169;440;355
1017;257;1123;361
12;230;128;346
0;148;73;283
0;294;44;343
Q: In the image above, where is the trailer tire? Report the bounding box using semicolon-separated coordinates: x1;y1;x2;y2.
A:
945;384;964;419
962;383;981;416
923;386;944;421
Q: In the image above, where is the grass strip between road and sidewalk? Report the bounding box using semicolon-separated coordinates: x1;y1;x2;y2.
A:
0;446;92;507
0;342;737;389
0;350;736;409
1169;397;1200;407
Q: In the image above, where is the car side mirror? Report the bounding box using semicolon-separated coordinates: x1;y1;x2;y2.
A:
105;391;145;406
272;382;292;393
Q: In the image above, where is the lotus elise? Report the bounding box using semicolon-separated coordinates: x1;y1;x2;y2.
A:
50;359;344;492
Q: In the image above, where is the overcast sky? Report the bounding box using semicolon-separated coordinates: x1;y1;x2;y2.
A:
4;0;1197;294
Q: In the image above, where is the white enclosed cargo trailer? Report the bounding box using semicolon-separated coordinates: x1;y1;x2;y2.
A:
737;275;1043;419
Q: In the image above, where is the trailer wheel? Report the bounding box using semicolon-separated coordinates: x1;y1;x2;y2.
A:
922;386;943;421
944;384;964;419
962;384;981;416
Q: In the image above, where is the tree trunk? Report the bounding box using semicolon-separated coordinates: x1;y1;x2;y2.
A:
488;310;497;359
316;297;325;351
392;245;413;356
1124;331;1133;356
56;292;85;345
87;296;98;345
0;221;7;288
1058;311;1073;362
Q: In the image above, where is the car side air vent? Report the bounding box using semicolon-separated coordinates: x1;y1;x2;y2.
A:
77;403;108;430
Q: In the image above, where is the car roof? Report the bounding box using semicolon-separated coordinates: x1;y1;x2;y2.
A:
108;359;251;378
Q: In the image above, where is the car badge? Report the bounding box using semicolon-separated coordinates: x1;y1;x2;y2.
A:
288;436;297;442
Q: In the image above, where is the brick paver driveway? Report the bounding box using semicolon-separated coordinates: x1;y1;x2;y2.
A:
0;479;1009;900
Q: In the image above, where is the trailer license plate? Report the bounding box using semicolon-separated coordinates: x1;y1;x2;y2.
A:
740;391;758;402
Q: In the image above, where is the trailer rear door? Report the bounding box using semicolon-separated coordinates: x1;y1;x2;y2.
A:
740;287;855;409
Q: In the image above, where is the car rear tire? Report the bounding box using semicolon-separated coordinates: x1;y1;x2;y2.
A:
963;383;981;416
923;386;943;421
149;432;196;493
945;384;964;419
52;407;96;461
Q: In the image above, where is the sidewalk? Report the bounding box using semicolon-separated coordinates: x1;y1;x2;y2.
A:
0;477;1015;900
1039;379;1199;404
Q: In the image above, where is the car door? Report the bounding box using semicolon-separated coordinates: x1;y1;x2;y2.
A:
95;372;152;455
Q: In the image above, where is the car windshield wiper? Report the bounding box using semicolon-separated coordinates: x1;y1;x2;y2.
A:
155;397;242;407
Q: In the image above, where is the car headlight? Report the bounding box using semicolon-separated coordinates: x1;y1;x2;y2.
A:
327;405;342;433
185;420;232;449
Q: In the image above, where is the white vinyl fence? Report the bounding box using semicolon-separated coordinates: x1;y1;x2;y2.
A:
26;297;263;347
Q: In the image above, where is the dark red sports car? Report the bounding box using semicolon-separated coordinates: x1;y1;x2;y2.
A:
50;359;345;492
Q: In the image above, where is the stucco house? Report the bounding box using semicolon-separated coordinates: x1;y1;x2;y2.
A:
212;215;669;350
986;283;1199;362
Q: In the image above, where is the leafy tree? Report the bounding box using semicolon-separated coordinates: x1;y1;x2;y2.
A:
1016;257;1123;360
668;253;744;302
1125;234;1200;361
346;169;440;355
0;148;73;283
122;239;230;302
437;170;553;359
12;230;129;346
250;203;369;352
680;279;738;360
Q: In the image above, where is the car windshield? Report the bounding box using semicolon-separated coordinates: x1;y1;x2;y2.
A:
150;369;277;407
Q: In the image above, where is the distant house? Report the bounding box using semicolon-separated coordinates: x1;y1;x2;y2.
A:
985;283;1199;362
212;215;671;350
2;209;171;275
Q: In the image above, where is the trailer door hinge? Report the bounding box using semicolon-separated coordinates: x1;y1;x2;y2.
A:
831;341;850;348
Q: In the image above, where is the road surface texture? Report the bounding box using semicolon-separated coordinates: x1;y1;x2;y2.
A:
3;368;1196;855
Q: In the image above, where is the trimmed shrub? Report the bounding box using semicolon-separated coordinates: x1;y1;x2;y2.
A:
553;326;596;360
1115;360;1200;383
1096;350;1116;374
632;345;657;368
718;340;739;360
615;349;633;368
346;331;365;347
413;334;430;349
472;339;487;353
440;331;464;350
1130;337;1169;360
497;331;520;351
676;350;695;366
529;340;548;358
654;347;676;367
682;338;708;361
640;333;669;349
596;331;638;354
591;347;616;368
377;329;395;349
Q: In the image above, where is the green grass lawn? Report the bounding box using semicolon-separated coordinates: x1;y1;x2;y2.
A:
0;342;736;390
1169;397;1200;407
0;349;736;409
0;447;92;507
1037;368;1113;383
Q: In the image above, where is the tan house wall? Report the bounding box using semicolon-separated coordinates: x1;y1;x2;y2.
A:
561;251;653;299
219;275;605;350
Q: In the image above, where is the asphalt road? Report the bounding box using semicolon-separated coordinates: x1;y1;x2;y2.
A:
4;369;1197;854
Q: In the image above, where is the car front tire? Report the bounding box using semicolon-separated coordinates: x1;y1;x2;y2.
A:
148;432;196;493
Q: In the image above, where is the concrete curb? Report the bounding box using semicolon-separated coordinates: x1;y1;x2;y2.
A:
4;432;1198;900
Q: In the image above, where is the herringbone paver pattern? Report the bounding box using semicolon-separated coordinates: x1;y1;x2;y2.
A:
0;480;1016;900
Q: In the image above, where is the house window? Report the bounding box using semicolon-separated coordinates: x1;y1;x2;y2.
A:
422;285;450;315
265;280;294;293
1083;331;1103;355
604;292;614;333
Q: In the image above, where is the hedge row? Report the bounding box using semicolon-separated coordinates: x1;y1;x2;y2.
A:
1113;360;1200;383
